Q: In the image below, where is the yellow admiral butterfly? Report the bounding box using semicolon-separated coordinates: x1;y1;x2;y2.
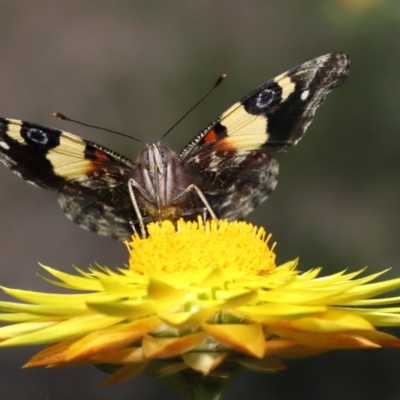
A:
0;53;349;240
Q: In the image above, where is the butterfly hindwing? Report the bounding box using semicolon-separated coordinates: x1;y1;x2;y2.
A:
58;187;134;240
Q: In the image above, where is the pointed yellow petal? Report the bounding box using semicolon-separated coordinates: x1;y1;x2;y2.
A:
0;312;40;323
263;339;298;356
269;327;380;349
24;339;75;367
275;346;330;359
343;308;400;327
147;278;186;302
1;315;124;346
160;308;216;328
96;274;147;297
39;265;102;291
237;356;286;372
101;363;148;387
155;362;188;375
91;347;146;364
219;291;258;308
202;323;265;358
143;331;207;358
67;316;161;360
271;309;373;333
345;330;400;348
238;303;327;322
1;287;115;307
0;321;56;343
182;352;227;374
199;269;226;287
87;300;158;318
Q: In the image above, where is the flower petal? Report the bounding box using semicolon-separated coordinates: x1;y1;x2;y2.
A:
91;347;146;364
201;323;265;358
101;363;148;387
147;277;187;302
143;332;207;358
182;352;227;374
160;308;216;328
269;327;380;350
237;356;286;372
66;316;161;360
1;315;124;346
271;309;374;333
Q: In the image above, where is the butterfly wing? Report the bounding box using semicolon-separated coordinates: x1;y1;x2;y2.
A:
0;118;135;239
57;186;133;240
0;53;350;239
180;53;350;219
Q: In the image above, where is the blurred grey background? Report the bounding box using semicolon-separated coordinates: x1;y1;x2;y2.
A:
0;1;400;399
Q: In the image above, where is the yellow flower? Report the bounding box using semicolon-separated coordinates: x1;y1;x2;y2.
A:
1;218;400;389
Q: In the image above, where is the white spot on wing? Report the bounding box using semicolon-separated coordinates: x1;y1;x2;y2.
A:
0;141;10;150
301;90;310;100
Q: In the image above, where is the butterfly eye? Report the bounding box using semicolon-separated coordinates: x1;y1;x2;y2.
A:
136;148;151;168
157;145;174;164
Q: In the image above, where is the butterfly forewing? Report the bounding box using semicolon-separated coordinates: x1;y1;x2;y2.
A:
0;53;350;240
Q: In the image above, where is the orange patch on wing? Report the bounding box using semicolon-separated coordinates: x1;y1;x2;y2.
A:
93;149;112;161
86;149;113;174
202;130;218;145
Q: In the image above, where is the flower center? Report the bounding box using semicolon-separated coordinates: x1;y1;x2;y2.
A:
128;218;276;279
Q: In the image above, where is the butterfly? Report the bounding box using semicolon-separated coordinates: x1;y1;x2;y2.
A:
0;52;350;240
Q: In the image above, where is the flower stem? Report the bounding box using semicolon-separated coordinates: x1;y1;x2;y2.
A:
160;369;239;400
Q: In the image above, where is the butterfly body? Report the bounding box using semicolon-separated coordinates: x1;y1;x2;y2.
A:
0;53;350;240
131;141;200;224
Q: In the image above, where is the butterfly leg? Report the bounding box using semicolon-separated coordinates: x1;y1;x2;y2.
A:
173;184;218;221
202;207;208;222
128;178;147;237
129;219;139;236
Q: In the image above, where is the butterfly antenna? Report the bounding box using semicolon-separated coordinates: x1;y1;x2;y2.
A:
53;112;144;143
160;73;227;141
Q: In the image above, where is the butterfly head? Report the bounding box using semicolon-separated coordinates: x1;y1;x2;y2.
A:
136;141;175;176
